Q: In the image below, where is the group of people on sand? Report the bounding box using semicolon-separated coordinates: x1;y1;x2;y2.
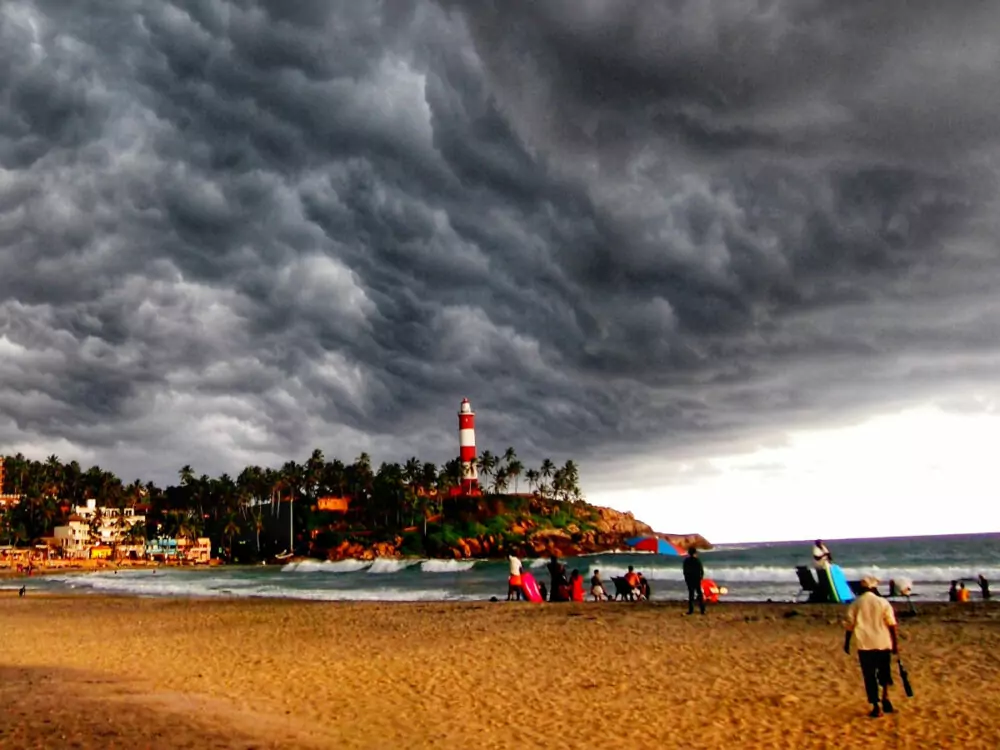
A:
816;538;992;603
505;548;710;614
505;554;658;603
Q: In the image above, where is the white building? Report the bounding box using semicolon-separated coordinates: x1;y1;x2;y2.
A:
53;499;146;558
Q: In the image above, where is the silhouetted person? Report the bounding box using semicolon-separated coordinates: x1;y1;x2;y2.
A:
948;580;958;602
979;575;991;601
683;547;705;615
638;573;651;601
546;555;568;602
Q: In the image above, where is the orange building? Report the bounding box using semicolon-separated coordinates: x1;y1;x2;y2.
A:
315;496;350;513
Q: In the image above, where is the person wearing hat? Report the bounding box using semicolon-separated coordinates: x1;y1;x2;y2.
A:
844;576;899;718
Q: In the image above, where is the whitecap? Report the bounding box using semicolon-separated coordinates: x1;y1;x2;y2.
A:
420;559;476;573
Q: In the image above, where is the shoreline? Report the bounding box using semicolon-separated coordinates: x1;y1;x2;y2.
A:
2;585;997;611
2;596;999;749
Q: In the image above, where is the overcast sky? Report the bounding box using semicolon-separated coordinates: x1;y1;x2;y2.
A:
2;1;999;542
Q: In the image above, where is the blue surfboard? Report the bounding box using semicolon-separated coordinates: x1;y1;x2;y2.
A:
828;564;855;603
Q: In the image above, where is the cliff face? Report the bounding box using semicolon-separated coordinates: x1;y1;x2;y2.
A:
322;494;711;561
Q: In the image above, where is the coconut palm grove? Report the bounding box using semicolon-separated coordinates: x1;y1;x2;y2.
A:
0;449;583;561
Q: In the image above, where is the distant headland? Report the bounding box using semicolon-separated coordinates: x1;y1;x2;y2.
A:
1;448;710;566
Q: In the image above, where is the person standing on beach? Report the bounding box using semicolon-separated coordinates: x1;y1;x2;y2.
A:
507;554;523;601
683;548;705;615
844;576;899;718
978;574;990;600
590;569;608;601
546;555;568;602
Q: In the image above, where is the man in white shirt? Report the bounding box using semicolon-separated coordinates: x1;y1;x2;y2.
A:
812;539;832;570
844;576;899;718
507;554;523;601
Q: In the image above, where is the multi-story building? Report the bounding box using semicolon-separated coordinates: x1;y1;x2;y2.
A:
53;499;146;558
0;458;23;508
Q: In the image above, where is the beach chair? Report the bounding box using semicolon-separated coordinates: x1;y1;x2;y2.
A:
795;566;823;603
610;576;634;601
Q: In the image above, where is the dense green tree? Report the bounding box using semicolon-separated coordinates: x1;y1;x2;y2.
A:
0;446;584;557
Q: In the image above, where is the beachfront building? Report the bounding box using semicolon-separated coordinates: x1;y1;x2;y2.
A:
145;536;213;564
146;537;181;561
0;460;23;508
52;498;146;559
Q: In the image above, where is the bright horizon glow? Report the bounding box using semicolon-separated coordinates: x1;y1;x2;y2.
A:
590;405;1000;545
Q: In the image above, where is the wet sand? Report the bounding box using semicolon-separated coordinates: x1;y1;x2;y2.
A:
1;595;998;749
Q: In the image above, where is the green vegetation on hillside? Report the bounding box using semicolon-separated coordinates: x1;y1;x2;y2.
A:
0;449;584;560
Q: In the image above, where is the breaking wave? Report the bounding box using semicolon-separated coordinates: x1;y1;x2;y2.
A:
421;560;477;573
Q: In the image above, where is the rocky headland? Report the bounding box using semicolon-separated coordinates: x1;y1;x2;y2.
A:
320;494;710;561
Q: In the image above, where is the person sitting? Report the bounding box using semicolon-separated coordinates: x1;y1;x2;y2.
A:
979;574;991;601
637;573;650;601
813;539;832;571
590;570;608;601
624;565;640;601
569;569;584;602
957;582;971;603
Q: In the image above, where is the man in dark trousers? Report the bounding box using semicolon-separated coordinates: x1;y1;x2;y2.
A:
844;576;899;718
683;547;705;615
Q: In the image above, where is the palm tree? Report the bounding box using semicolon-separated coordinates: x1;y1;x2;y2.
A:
502;447;517;470
506;460;524;493
280;460;304;553
305;449;325;502
525;469;540;494
539;459;555;498
222;512;241;560
123;521;148;558
477;450;497;485
491;469;510;494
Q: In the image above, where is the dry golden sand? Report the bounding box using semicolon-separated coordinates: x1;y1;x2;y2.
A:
1;595;999;749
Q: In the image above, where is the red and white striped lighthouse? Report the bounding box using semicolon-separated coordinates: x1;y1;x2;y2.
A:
458;398;479;494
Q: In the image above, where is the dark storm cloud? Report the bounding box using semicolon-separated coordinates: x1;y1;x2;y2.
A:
1;0;998;486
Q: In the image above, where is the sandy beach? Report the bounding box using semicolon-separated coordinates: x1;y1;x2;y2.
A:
1;595;998;749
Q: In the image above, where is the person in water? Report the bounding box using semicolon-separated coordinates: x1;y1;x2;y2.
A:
844;576;899;718
590;569;608;601
683;547;705;615
979;574;991;601
507;554;523;601
957;581;971;603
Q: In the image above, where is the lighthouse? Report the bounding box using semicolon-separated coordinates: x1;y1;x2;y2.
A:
458;398;479;494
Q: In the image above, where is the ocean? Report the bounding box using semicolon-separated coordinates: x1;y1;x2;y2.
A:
6;533;998;603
